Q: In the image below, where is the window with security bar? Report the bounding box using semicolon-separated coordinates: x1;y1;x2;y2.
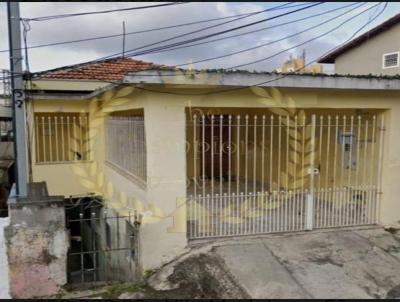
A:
105;115;147;187
383;52;399;68
34;112;90;164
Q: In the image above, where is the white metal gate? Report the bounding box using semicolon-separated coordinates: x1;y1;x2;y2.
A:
186;112;384;239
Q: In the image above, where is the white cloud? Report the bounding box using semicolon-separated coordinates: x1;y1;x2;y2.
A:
0;2;400;73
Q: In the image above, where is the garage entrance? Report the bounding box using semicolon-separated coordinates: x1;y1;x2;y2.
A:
186;110;385;239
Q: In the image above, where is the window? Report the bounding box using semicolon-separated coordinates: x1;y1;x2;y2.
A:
383;52;399;69
105;115;147;187
34;112;90;163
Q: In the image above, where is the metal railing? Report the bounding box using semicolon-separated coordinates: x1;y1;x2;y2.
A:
34;113;90;163
186;112;385;239
105;116;146;187
187;185;379;239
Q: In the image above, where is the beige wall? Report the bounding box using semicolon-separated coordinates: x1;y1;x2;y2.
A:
30;85;400;272
335;23;400;75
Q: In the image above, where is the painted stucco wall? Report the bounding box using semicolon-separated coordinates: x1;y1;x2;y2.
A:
335;23;400;75
30;84;400;272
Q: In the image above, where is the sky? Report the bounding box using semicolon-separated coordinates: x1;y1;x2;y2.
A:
0;2;399;74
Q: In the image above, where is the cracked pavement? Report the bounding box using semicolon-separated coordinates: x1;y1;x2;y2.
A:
210;227;400;299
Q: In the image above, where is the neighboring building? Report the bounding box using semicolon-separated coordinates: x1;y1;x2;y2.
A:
319;13;400;75
19;56;400;289
275;51;323;74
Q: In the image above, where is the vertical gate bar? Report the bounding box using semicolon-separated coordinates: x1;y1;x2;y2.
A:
193;115;197;198
79;211;84;282
202;115;206;197
306;115;316;231
35;116;39;162
355;116;362;224
236;115;241;196
318;116;323;189
86;116;90;161
301;115;306;194
317;187;320;228
340;116;347;226
48;116;53;162
206;194;210;237
79;115;83;161
376;114;385;224
41;116;46;162
333;116;339;226
272;191;276;232
54;116;59;162
370;115;377;224
261;115;266;193
223;193;227;236
233;192;238;235
219;115;223;196
91;212;97;282
189;195;193;239
270;116;274;191
289;190;293;231
348;116;354;225
294;116;298;191
348;116;354;187
265;192;269;233
73;116;78;162
257;191;264;233
196;195;200;238
246;193;250;234
240;192;244;235
325;116;331;189
260;192;264;233
245;115;249;195
213;194;217;237
228;115;232;196
362;120;369;224
253;116;258;194
277;116;282;190
67;115;72;160
285;115;289;231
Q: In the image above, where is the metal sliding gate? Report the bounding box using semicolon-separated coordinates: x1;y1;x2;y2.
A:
186;112;385;239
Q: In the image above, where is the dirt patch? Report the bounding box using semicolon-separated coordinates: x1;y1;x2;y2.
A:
386;284;400;299
56;253;248;299
145;253;248;299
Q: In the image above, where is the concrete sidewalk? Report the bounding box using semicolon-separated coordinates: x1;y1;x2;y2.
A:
212;228;400;299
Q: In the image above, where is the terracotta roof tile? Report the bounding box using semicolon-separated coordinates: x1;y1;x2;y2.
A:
35;57;161;81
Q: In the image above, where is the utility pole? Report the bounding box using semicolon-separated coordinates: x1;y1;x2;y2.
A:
7;2;28;197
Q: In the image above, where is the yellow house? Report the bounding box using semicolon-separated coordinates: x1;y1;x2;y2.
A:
27;57;400;278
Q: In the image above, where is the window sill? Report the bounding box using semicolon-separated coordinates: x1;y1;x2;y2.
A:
35;160;93;165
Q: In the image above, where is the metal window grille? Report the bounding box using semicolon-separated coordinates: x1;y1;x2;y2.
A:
186;113;385;239
34;112;90;163
383;53;399;68
105;115;147;187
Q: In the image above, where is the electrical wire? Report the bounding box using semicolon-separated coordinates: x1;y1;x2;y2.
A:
23;2;189;21
21;1;363;81
139;2;361;56
94;2;387;96
23;1;323;80
122;2;368;72
0;2;316;53
101;2;325;62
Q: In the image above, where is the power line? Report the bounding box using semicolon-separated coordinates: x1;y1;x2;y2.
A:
25;2;308;78
69;2;324;67
121;2;367;70
0;2;315;53
95;2;387;96
23;2;189;21
138;2;361;56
